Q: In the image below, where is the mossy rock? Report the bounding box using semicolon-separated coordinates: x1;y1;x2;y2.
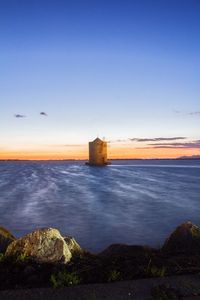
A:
99;244;154;258
162;221;200;254
64;236;83;256
5;228;83;264
0;226;15;253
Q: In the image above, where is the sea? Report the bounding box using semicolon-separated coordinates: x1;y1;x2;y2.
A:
0;159;200;252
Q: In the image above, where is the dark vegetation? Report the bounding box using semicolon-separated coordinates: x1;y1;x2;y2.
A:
1;246;200;290
1;221;200;291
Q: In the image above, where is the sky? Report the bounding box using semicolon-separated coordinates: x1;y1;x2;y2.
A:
0;0;200;159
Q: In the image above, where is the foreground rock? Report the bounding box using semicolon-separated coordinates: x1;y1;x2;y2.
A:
0;227;15;253
64;236;83;255
162;221;200;253
6;228;82;263
99;244;154;258
1;222;200;290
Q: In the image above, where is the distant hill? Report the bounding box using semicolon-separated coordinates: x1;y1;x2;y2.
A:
177;155;200;160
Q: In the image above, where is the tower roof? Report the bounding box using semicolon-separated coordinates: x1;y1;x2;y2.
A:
92;137;103;143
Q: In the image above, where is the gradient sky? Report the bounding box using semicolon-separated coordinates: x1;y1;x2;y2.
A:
0;0;200;159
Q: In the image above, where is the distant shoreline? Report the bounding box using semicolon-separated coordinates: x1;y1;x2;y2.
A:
0;158;200;162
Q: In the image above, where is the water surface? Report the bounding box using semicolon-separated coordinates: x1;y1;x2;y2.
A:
0;160;199;252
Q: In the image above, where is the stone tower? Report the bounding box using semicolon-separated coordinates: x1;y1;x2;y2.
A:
88;137;108;166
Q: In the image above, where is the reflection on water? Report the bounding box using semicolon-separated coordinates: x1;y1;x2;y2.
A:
0;160;200;252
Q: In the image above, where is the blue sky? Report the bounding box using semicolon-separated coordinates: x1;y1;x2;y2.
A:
0;0;200;158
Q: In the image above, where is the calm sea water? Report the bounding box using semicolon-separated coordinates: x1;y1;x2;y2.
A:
0;160;200;252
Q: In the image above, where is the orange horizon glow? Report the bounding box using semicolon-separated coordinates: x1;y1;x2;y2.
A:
0;144;199;160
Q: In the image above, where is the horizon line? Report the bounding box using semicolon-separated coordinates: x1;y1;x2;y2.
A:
0;157;199;161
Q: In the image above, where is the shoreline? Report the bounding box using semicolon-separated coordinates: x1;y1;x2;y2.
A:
0;274;200;300
0;158;200;162
1;221;200;295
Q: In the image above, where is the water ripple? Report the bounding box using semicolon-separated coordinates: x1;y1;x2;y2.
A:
0;160;199;252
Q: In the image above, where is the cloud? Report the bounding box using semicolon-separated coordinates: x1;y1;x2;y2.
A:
129;137;186;142
109;137;187;144
14;114;26;118
109;139;127;143
51;144;84;147
40;112;48;116
174;110;200;116
188;111;200;116
148;140;200;149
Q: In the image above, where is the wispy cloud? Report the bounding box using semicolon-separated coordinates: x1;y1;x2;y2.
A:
188;111;200;116
109;139;127;143
129;137;186;142
50;144;84;147
14;114;26;118
110;137;186;143
40;112;48;116
174;110;200;116
148;140;200;149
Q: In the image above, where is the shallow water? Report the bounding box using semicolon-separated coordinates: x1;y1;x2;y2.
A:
0;160;200;252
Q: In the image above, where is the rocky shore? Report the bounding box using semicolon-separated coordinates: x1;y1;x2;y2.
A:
1;221;200;296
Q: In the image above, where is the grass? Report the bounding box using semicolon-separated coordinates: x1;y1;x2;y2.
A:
15;253;28;263
50;271;81;288
0;253;5;262
107;270;121;282
146;259;166;278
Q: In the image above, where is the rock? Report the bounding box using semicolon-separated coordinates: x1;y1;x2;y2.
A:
162;221;200;253
0;226;15;253
5;228;74;263
64;236;83;255
99;244;154;258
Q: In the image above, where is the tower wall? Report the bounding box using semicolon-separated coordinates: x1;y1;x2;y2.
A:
89;139;107;166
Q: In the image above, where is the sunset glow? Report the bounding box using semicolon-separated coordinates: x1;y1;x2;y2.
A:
0;144;199;160
0;0;199;159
